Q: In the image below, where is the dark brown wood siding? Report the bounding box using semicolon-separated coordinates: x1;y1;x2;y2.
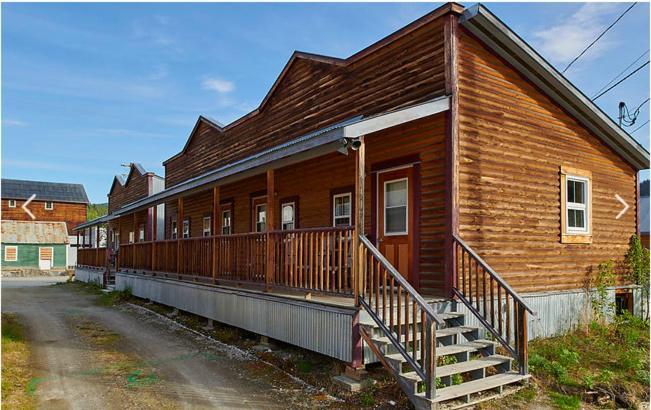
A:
162;114;447;294
456;28;638;292
2;199;86;234
164;17;448;187
108;170;151;214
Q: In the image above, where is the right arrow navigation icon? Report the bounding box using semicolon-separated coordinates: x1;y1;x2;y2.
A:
615;194;629;220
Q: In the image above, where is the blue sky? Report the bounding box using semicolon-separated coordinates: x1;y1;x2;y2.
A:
2;2;649;203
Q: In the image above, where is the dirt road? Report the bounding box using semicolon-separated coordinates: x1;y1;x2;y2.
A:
2;280;330;409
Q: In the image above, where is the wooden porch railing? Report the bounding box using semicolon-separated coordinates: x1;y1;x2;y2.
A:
358;235;443;399
215;233;266;282
271;227;353;294
452;233;535;375
77;247;107;268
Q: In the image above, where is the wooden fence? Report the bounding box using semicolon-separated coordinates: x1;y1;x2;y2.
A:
77;247;107;268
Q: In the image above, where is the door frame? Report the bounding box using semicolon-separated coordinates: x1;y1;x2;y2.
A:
371;154;421;289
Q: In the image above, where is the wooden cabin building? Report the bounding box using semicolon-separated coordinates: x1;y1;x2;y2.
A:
74;4;649;408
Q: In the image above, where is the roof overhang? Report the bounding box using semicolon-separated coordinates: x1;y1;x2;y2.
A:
461;4;649;171
73;214;116;231
115;96;450;216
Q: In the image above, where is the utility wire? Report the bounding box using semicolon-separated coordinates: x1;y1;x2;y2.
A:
631;120;649;133
563;2;637;74
592;61;649;101
592;49;650;98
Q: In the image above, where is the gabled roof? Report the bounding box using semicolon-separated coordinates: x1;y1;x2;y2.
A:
117;97;451;216
109;175;125;195
1;220;69;244
2;179;89;204
108;163;164;195
163;2;465;165
460;3;649;170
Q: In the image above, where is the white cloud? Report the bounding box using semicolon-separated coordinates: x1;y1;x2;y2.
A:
533;3;621;65
2;119;28;127
202;78;235;93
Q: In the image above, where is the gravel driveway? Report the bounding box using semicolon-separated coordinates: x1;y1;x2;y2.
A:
2;279;330;409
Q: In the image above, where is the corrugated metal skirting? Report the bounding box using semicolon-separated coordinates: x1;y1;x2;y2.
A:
75;267;104;286
116;273;355;362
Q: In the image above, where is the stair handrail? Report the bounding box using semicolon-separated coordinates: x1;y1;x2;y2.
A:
358;234;443;399
452;234;535;315
452;233;536;375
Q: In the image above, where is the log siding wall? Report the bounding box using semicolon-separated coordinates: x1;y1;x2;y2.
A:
456;29;638;292
164;18;448;188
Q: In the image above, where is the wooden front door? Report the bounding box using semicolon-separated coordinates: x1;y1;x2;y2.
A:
377;167;415;284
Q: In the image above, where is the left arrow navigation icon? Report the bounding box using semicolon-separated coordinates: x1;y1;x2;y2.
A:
22;194;36;220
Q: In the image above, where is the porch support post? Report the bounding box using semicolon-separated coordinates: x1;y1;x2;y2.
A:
212;186;220;283
82;228;86;248
352;136;365;369
354;136;366;306
444;14;460;298
266;169;275;291
177;197;184;274
152;206;157;271
95;225;100;266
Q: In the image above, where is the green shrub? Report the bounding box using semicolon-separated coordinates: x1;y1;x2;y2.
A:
591;260;615;321
557;349;579;367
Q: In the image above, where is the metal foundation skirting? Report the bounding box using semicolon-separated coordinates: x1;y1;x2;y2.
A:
114;271;356;362
75;267;104;286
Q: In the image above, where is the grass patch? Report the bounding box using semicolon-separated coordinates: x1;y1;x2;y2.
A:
98;289;133;306
529;311;649;408
2;313;35;409
548;392;580;410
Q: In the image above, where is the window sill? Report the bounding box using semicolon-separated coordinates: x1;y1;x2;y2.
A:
561;234;592;244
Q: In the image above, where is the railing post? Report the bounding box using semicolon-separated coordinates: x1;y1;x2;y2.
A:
425;315;437;399
177;196;184;274
354;136;365;306
266;169;275;291
95;226;100;266
212;186;220;283
519;304;528;375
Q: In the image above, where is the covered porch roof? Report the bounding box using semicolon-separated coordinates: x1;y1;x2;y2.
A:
73;214;117;231
112;96;451;216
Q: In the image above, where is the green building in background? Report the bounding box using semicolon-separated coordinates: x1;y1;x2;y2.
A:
1;220;68;273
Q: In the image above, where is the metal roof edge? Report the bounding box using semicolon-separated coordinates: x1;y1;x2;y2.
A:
460;4;649;171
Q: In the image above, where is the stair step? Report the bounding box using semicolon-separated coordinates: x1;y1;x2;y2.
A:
384;339;496;366
400;355;512;383
424;372;530;403
372;326;478;346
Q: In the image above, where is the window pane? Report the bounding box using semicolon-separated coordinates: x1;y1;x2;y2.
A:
334;217;350;227
386;180;407;207
567;179;585;204
257;205;266;223
568;209;585;228
386;206;407;233
334;195;350;217
282;204;294;223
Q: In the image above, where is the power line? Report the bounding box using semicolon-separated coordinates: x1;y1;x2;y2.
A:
618;98;649;127
563;2;637;74
592;49;649;98
631;120;649;133
592;61;649;101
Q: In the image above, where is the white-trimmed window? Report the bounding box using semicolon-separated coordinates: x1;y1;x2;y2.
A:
333;193;352;227
203;216;212;237
4;246;17;261
171;219;178;240
222;210;232;235
182;219;190;238
138;225;145;242
560;166;592;244
8;200;16;208
566;176;589;233
384;178;408;235
255;204;267;232
281;202;295;230
45;201;54;210
128;231;135;244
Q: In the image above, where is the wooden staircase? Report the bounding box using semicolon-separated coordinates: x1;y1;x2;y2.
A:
361;309;529;409
356;235;534;409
